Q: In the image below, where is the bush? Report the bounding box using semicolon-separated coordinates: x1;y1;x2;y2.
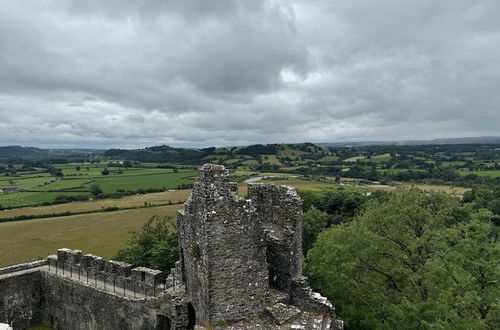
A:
90;184;103;197
53;195;89;204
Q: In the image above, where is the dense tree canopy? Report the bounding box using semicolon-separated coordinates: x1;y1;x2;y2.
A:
306;189;499;329
300;190;374;255
303;206;328;254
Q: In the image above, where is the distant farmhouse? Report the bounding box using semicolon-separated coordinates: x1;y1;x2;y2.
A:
0;164;342;329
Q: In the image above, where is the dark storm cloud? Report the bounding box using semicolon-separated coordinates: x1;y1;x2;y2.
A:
0;0;499;148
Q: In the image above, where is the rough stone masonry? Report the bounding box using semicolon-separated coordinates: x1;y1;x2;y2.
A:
0;163;343;329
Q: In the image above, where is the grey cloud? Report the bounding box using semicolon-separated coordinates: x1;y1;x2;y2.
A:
0;0;499;148
66;0;263;21
170;15;308;94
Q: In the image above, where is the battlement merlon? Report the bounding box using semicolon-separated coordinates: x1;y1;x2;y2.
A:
198;163;229;181
47;249;164;289
183;164;241;215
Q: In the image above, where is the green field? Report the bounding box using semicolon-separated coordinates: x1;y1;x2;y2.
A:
1;172;52;180
93;171;196;192
0;176;55;189
0;204;183;267
459;170;500;177
0;191;90;208
345;155;365;162
278;149;308;159
0;190;191;220
34;178;90;191
241;159;258;165
262;155;281;165
370;153;391;162
0;166;197;208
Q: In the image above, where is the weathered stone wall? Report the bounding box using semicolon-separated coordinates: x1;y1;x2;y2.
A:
0;255;190;330
39;272;188;330
248;183;303;292
0;271;42;329
177;164;269;325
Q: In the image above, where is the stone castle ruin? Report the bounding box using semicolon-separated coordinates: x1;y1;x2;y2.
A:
0;164;343;329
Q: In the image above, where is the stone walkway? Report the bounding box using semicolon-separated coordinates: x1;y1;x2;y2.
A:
43;264;155;299
0;264;177;299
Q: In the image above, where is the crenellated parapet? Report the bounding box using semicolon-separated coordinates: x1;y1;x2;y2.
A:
48;248;168;296
1;253;191;329
131;267;162;287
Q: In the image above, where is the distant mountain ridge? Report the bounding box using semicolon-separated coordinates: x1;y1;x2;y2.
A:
0;146;105;159
317;136;500;147
1;136;499;159
104;145;209;164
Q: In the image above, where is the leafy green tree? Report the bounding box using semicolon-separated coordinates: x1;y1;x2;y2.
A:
114;216;179;274
317;191;367;226
299;190;321;212
47;166;63;177
306;189;499;330
123;160;132;168
303;206;328;254
89;184;102;197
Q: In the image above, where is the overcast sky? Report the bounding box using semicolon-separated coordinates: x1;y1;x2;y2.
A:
1;0;499;149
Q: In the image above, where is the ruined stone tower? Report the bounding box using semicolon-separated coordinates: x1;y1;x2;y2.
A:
177;164;269;324
176;164;341;328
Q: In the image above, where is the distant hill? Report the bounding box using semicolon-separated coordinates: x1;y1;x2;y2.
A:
104;145;209;164
317;136;500;147
103;143;320;164
0;146;47;158
3;137;499;160
0;146;105;159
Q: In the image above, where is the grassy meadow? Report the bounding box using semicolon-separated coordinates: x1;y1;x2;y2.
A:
0;164;197;208
0;189;191;219
0;204;183;267
458;170;500;177
92;171;195;192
